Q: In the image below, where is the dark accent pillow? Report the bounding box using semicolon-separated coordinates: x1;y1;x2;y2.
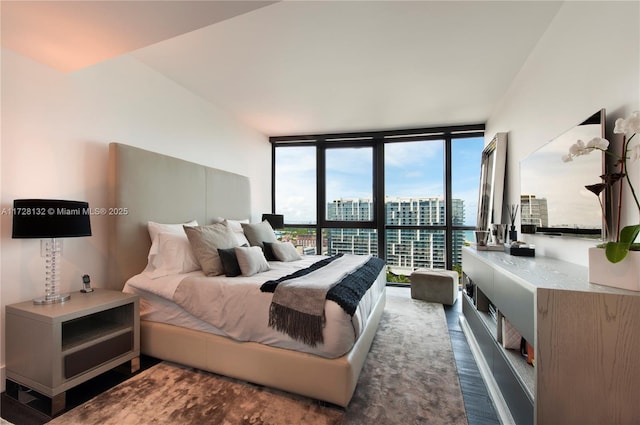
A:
217;244;247;277
262;242;278;261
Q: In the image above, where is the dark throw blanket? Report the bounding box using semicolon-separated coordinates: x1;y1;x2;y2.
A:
260;255;385;346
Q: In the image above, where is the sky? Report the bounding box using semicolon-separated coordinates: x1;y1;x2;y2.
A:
275;137;485;226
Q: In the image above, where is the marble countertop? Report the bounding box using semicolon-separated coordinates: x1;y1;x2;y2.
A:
463;246;640;296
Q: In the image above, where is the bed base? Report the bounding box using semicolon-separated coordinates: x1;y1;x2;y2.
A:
140;287;385;407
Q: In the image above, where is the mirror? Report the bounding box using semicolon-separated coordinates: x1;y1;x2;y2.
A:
520;109;605;238
477;133;507;231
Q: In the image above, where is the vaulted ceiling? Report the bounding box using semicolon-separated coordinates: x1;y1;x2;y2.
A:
1;1;563;136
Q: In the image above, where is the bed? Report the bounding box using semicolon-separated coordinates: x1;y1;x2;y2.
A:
106;142;386;407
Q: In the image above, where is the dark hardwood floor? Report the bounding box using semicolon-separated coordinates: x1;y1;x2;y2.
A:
444;290;501;425
1;287;499;425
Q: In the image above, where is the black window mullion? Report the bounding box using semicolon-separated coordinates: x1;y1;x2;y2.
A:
316;141;326;252
445;135;453;269
270;141;276;214
374;138;386;261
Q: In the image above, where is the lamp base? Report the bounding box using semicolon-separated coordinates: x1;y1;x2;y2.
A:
33;293;71;305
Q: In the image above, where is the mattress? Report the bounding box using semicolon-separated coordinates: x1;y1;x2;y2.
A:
123;255;386;358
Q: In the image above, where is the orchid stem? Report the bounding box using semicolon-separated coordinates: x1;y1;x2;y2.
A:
623;134;640;215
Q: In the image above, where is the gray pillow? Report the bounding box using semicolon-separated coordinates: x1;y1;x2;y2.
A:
184;223;238;276
235;246;270;276
241;220;277;248
271;241;302;262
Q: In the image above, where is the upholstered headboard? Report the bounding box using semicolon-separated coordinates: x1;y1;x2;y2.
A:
107;143;251;290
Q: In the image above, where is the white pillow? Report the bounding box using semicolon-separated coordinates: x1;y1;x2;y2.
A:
146;220;198;270
146;232;200;278
271;241;302;262
235;246;270;276
148;220;198;243
223;219;250;246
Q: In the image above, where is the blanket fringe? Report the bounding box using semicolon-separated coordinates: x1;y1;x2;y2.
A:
269;303;324;347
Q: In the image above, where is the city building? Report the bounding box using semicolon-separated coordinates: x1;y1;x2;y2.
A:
325;197;466;272
520;195;549;227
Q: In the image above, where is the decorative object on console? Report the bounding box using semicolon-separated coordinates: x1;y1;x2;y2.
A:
490;223;507;245
564;110;640;265
261;213;284;230
501;317;522;350
473;230;489;246
12;199;92;304
508;203;519;242
473;229;503;251
505;243;535;257
588;247;640;291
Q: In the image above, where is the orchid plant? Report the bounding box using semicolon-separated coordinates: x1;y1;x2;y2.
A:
562;111;640;263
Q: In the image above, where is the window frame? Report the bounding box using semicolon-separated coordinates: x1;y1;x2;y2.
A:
270;124;484;269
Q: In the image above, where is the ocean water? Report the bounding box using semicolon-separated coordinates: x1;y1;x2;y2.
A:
463;230;474;243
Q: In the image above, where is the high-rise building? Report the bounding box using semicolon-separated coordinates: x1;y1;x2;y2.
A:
326;197;466;272
520;195;549;227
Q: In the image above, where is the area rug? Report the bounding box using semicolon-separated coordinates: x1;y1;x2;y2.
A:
49;289;467;425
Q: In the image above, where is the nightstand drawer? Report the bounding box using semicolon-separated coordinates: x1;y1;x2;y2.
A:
64;331;133;379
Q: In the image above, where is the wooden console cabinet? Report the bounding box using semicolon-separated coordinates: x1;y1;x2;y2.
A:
461;247;640;425
5;289;139;416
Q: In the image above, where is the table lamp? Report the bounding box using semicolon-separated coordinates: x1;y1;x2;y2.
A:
12;199;92;304
261;213;284;229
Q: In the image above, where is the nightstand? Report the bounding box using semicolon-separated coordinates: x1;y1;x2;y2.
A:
5;289;139;416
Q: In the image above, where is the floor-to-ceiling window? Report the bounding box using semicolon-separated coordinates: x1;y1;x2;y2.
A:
451;136;485;275
271;125;484;280
385;139;445;280
324;145;377;256
273;145;317;254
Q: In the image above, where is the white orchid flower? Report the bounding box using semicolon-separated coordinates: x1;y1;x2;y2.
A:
614;117;627;134
626;111;640;133
569;140;587;156
566;138;609;160
614;111;640;135
586;137;609;151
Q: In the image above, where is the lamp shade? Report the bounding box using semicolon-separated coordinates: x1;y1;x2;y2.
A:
12;199;92;239
261;213;284;229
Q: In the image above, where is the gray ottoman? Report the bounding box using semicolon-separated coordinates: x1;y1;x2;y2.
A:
410;269;459;305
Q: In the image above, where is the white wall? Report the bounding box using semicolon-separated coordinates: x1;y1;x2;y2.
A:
0;49;270;390
486;1;640;266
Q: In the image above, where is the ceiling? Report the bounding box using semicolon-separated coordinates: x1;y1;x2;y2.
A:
1;1;563;137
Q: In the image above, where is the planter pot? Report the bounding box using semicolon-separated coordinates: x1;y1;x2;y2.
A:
588;247;640;291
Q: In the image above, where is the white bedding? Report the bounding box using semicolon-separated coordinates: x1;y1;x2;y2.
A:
123;255;386;358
